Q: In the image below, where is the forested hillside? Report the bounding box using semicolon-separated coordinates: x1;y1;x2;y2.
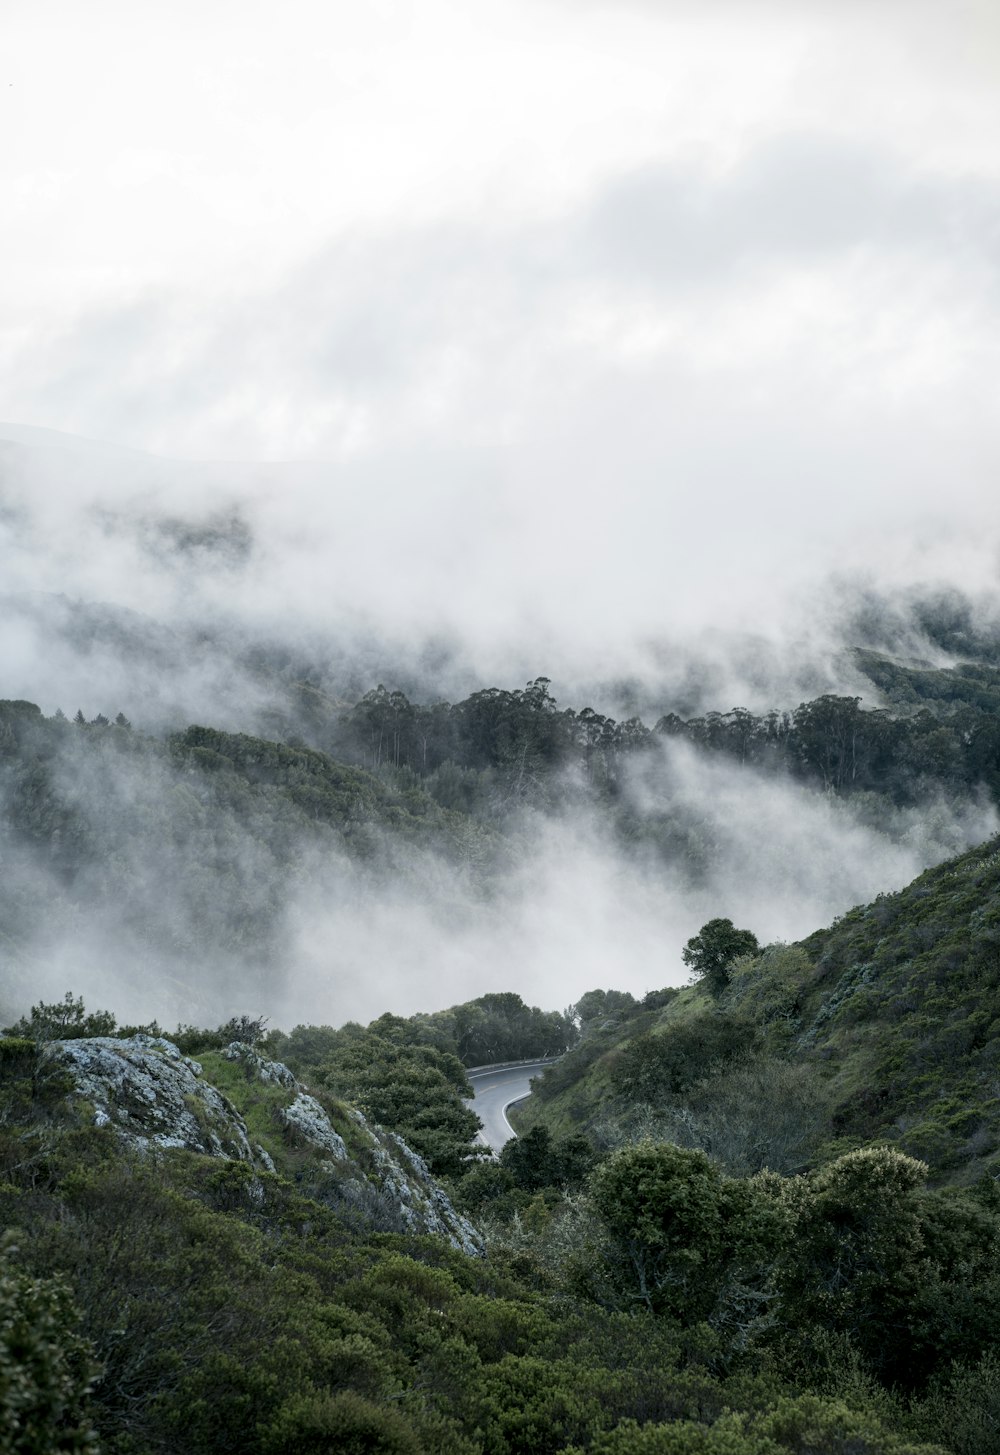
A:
5;642;1000;1448
8;850;1000;1454
0;699;499;1023
7;0;1000;1442
517;834;1000;1186
325;651;1000;814
3;635;1000;1027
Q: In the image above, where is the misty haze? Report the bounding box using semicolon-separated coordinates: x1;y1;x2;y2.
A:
0;421;998;1028
4;3;1000;1451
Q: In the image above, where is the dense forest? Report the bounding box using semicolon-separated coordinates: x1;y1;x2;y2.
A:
2;633;1000;1025
328;656;1000;810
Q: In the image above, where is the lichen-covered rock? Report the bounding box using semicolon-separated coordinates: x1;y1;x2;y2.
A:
53;1035;262;1164
53;1034;483;1255
385;1133;484;1257
280;1092;348;1160
348;1110;484;1257
222;1041;296;1087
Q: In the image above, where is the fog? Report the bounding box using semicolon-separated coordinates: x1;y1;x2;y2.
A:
279;743;999;1027
2;1;1000;1026
2;697;996;1031
1;427;998;728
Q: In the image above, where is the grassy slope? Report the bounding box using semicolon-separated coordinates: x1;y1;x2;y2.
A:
511;985;715;1139
517;834;1000;1184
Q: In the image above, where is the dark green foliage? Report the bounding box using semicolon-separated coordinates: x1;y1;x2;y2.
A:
453;1162;519;1217
500;1125;556;1193
279;992;574;1079
588;1143;778;1324
572;989;638;1029
916;1351;1000;1455
772;1148;930;1375
526;832;1000;1184
0;1013;980;1455
0;1234;99;1454
499;1128;595;1194
259;1389;422;1455
612;1014;752;1100
3;994;117;1042
311;1029;483;1177
215;1013;269;1047
267;992;575;1178
752;1147;1000;1394
639;988;680;1013
791;835;1000;1172
447;992;577;1066
683;921;761;997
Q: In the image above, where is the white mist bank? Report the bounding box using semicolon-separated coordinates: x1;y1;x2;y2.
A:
1;428;999;732
3;729;994;1032
275;742;999;1026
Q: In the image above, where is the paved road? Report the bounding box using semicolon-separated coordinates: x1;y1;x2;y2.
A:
465;1060;558;1153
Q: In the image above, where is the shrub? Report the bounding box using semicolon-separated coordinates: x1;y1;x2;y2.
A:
260;1388;422;1455
0;1234;99;1454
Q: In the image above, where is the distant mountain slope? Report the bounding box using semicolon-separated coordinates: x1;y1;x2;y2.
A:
3;635;1000;1031
0;700;496;1024
855;649;1000;713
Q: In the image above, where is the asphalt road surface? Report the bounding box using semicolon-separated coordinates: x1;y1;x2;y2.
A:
465;1060;558;1153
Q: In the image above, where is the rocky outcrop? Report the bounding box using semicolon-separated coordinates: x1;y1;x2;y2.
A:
379;1131;484;1257
52;1034;482;1255
53;1034;264;1163
280;1091;348;1159
221;1041;296;1087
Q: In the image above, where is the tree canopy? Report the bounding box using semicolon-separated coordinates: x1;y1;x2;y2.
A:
682;919;761;997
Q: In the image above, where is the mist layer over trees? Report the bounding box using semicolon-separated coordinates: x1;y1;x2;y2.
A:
1;609;999;1030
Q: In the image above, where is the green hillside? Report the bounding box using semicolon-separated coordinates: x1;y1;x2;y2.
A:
516;834;1000;1185
7;662;1000;1451
8;837;1000;1450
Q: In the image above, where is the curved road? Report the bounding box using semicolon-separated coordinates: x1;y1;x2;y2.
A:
465;1059;558;1153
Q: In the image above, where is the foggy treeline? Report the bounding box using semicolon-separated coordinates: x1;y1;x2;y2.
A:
1;616;998;1031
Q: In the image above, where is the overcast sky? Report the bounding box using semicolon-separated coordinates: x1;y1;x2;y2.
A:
2;0;1000;681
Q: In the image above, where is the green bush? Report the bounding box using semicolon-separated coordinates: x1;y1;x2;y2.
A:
0;1235;99;1454
260;1388;422;1455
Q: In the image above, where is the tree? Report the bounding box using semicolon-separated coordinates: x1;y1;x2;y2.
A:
216;1014;269;1046
500;1125;555;1192
4;994;116;1042
682;919;760;997
588;1141;768;1322
572;989;636;1030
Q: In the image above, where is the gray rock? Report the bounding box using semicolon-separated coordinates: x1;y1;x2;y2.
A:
53;1035;483;1255
280;1092;348;1160
348;1110;484;1257
221;1042;296;1087
53;1036;262;1164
